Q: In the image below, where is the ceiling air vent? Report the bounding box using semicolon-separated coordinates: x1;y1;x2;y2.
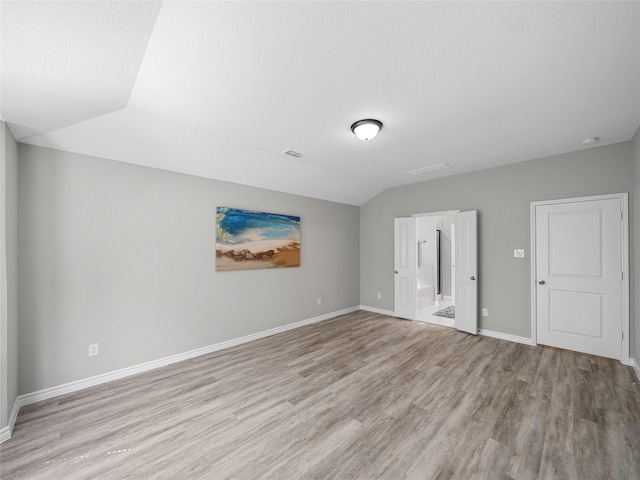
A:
282;149;303;158
406;163;453;176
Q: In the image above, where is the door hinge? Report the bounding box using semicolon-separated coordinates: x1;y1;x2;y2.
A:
621;210;624;220
621;331;624;341
621;271;624;281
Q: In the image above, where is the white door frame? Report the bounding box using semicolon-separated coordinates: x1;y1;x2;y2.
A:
530;193;630;365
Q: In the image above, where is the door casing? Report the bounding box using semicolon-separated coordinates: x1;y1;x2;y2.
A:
530;193;630;365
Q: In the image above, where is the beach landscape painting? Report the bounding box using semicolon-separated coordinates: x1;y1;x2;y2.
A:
216;207;301;271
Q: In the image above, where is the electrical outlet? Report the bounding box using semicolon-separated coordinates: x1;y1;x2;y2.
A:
88;343;99;356
514;249;525;258
482;308;488;317
317;298;322;305
377;292;381;299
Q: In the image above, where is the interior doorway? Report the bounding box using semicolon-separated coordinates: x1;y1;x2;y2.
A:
394;209;478;334
415;213;456;327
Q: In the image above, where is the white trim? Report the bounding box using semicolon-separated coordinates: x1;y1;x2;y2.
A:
629;358;640;382
621;194;630;365
0;306;358;441
0;397;21;443
362;306;536;346
0;395;18;443
412;210;460;219
359;305;396;316
530;203;538;347
530;193;630;364
8;397;19;433
0;123;8;443
478;329;535;346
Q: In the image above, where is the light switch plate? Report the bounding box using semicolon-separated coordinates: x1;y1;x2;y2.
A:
514;249;525;258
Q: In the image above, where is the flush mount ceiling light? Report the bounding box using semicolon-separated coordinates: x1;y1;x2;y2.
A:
581;137;599;145
351;119;383;141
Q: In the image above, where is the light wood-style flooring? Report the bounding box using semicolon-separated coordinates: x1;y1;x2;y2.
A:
2;310;639;479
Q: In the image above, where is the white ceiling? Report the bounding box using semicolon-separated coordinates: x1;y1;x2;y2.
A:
2;1;639;206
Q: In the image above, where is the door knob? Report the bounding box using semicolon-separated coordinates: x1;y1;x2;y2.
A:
538;280;546;285
394;270;398;274
470;275;476;281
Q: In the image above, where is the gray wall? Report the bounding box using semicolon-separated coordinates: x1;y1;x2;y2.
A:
1;123;19;429
632;127;640;360
12;135;640;396
360;142;633;339
18;144;360;393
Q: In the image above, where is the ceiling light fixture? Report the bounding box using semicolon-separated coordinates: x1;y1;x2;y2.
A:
581;137;599;145
351;119;383;141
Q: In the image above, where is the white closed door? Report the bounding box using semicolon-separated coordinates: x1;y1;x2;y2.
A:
535;198;623;359
454;211;478;334
394;217;416;320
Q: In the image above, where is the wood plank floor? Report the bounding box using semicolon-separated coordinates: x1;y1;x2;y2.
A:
2;311;639;479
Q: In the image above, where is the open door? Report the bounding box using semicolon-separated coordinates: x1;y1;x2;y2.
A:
455;211;478;334
394;217;415;320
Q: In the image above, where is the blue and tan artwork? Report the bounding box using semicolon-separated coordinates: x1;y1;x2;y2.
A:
216;207;300;271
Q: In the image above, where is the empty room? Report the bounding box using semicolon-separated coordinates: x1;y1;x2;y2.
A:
1;1;639;479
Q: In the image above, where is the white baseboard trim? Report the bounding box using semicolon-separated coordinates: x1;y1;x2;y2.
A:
0;397;21;444
478;329;535;346
8;397;19;434
630;358;640;382
359;307;536;348
359;305;396;316
3;306;359;442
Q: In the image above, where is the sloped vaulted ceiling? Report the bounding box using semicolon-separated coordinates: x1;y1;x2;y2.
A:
2;1;639;205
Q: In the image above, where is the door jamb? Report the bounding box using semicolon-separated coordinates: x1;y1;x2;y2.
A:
530;193;629;365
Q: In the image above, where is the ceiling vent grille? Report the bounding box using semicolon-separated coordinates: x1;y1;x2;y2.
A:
406;163;453;176
282;149;303;158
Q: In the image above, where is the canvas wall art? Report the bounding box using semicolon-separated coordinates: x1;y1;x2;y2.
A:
216;207;301;271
